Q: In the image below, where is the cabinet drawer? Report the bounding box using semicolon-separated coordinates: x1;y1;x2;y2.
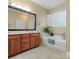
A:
21;34;30;38
31;33;40;36
8;35;20;39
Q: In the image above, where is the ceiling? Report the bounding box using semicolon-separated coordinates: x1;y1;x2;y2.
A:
30;0;66;10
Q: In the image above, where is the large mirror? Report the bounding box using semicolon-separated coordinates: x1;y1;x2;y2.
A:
8;6;36;31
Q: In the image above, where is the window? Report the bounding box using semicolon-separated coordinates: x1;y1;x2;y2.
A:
47;10;66;27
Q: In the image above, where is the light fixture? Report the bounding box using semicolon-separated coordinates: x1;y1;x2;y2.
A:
11;3;31;12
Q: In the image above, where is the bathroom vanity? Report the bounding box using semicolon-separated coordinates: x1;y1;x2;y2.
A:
8;33;41;57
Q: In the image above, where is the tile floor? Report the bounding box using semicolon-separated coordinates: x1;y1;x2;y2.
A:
9;45;68;59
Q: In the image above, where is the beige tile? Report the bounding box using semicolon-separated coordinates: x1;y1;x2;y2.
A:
9;45;67;59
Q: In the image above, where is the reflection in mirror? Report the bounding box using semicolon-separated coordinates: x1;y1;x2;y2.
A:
8;6;36;31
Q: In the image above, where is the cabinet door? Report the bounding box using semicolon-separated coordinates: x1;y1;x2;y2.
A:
31;36;36;48
10;39;21;55
21;34;30;51
9;35;21;56
35;34;40;46
8;40;11;57
31;33;40;48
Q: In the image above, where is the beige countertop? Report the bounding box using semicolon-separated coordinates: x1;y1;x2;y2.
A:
8;31;39;35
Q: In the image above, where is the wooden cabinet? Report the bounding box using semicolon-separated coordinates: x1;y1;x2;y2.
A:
30;35;36;48
8;35;21;56
31;33;40;48
8;33;40;57
21;34;30;51
8;40;11;56
35;34;40;46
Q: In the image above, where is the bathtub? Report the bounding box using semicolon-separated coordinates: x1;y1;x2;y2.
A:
42;35;66;52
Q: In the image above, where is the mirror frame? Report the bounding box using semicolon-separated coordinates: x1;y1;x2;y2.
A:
8;6;36;31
